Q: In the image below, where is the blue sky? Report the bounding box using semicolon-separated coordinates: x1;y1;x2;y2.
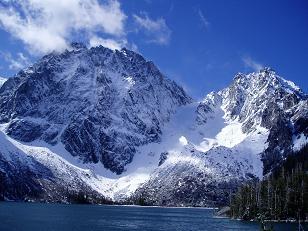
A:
0;0;307;98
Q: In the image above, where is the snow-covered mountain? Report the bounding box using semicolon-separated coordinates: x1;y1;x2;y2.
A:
219;68;307;173
132;68;308;206
0;43;190;175
0;45;307;205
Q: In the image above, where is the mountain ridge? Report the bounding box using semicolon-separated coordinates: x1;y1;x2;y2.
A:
0;44;307;205
130;67;308;206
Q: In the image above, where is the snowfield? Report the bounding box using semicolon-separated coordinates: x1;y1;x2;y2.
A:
0;97;269;200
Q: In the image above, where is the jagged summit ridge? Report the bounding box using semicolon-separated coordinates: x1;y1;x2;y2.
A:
232;67;304;98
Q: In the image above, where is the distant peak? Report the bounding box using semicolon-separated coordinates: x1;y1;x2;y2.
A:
231;68;305;98
234;67;276;82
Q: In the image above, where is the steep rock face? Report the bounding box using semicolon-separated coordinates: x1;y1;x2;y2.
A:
292;100;308;136
0;44;191;174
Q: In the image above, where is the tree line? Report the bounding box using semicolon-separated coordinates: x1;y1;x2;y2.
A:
230;144;308;221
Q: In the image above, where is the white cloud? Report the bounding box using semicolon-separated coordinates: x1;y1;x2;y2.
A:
129;43;139;52
179;136;188;146
89;36;126;51
89;35;139;51
2;52;30;70
198;9;210;29
133;13;171;45
0;0;127;54
242;56;263;71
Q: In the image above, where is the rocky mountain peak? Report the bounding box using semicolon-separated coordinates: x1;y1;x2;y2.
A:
0;45;191;174
233;67;304;98
260;66;275;74
198;69;307;174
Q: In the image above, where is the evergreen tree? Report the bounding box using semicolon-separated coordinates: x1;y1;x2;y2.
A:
230;144;308;221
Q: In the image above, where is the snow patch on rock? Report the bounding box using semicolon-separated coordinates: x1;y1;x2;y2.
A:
0;77;7;88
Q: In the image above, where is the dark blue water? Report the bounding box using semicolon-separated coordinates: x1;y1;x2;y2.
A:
0;202;305;231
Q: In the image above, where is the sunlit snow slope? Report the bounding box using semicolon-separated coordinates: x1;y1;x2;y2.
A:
131;68;307;206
